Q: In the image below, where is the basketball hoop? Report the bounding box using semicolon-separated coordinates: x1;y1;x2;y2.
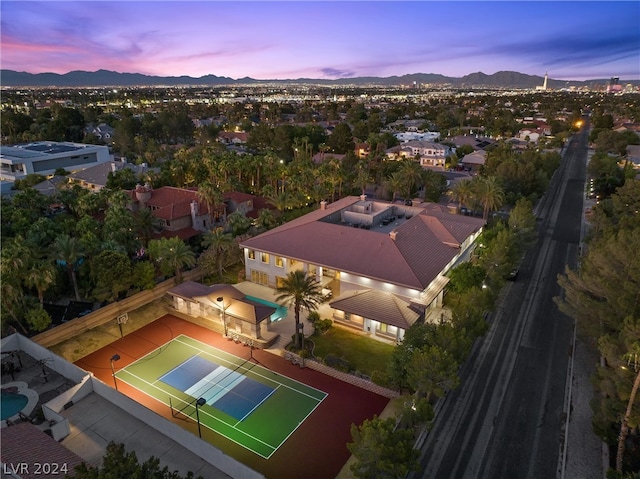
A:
116;314;128;338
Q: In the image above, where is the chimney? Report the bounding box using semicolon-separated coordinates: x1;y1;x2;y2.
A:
389;231;398;241
360;194;366;201
320;200;327;210
111;162;117;172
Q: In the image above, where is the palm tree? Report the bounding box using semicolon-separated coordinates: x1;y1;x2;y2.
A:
196;181;223;227
354;161;373;196
267;191;295;214
53;235;83;301
275;270;323;349
450;179;475;211
384;171;405;202
24;260;57;305
255;208;277;232
476;176;505;220
135;207;160;248
158;237;196;283
398;159;424;199
201;228;233;278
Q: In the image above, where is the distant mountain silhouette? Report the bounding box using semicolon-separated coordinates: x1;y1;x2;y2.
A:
0;69;632;88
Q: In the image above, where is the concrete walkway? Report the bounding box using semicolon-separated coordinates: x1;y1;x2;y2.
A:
562;336;606;478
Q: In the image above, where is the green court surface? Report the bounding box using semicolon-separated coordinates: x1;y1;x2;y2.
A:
115;334;327;458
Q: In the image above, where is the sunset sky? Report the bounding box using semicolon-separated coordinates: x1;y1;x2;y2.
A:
1;1;639;81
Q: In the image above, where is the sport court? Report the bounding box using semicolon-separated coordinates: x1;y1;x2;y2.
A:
115;334;327;459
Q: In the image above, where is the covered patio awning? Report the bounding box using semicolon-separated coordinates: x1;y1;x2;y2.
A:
329;289;421;329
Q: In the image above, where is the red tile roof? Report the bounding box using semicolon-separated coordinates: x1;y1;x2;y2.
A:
128;186;224;221
240;196;484;290
330;289;420;329
1;422;84;478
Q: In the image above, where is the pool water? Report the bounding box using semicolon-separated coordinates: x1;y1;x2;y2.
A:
1;392;29;420
245;295;288;322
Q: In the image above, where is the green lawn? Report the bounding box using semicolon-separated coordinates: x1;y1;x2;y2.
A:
310;327;394;377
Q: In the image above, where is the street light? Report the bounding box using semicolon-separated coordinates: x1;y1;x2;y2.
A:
216;297;227;337
110;354;120;391
195;397;206;438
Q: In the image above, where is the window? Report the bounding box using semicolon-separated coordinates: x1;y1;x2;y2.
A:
261;252;269;263
251;270;268;286
248;249;255;260
275;256;284;268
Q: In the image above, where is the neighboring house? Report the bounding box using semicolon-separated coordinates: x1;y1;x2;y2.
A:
448;135;497;151
626;144;640;168
166;281;278;345
192;117;215;128
460;150;487;171
0;141;112;183
32;175;69;197
126;185;226;240
85;123;115;143
394;131;440;143
69;161;156;191
385;140;449;168
239;195;485;343
218;132;249;145
355;142;370;159
518;128;546;143
223;191;274;219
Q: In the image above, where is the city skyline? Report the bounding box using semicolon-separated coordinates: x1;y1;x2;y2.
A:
1;1;639;82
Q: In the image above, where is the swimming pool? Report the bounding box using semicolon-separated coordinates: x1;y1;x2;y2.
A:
245;295;288;322
1;391;29;420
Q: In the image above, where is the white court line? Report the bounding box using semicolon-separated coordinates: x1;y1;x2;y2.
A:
120;334;329;459
116;367;277;458
235;385;281;427
174;335;328;402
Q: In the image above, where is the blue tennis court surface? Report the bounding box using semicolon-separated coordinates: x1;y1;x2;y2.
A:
160;355;275;421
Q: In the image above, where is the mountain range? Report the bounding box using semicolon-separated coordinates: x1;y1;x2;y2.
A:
0;69;633;88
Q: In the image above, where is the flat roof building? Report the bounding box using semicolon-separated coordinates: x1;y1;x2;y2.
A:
0;141;112;184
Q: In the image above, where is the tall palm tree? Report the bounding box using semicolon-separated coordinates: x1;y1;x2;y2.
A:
398;159;424;199
135;207;160;248
477;176;505;220
196;181;219;222
201;228;233;278
275;270;323;349
53;234;83;301
384;171;405;202
354;161;373;196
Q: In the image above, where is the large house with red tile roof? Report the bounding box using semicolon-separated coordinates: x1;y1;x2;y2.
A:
126;185;226;240
239;196;485;342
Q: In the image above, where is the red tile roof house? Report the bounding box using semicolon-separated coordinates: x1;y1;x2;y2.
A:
126;185;226;241
217;131;249;145
239;195;485;343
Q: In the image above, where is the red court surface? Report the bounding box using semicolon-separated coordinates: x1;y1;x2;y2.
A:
75;315;390;479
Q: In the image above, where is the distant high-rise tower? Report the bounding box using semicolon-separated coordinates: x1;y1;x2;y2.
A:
536;72;548;91
607;77;622;93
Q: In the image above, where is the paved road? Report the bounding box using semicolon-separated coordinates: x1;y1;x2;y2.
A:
413;123;590;479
